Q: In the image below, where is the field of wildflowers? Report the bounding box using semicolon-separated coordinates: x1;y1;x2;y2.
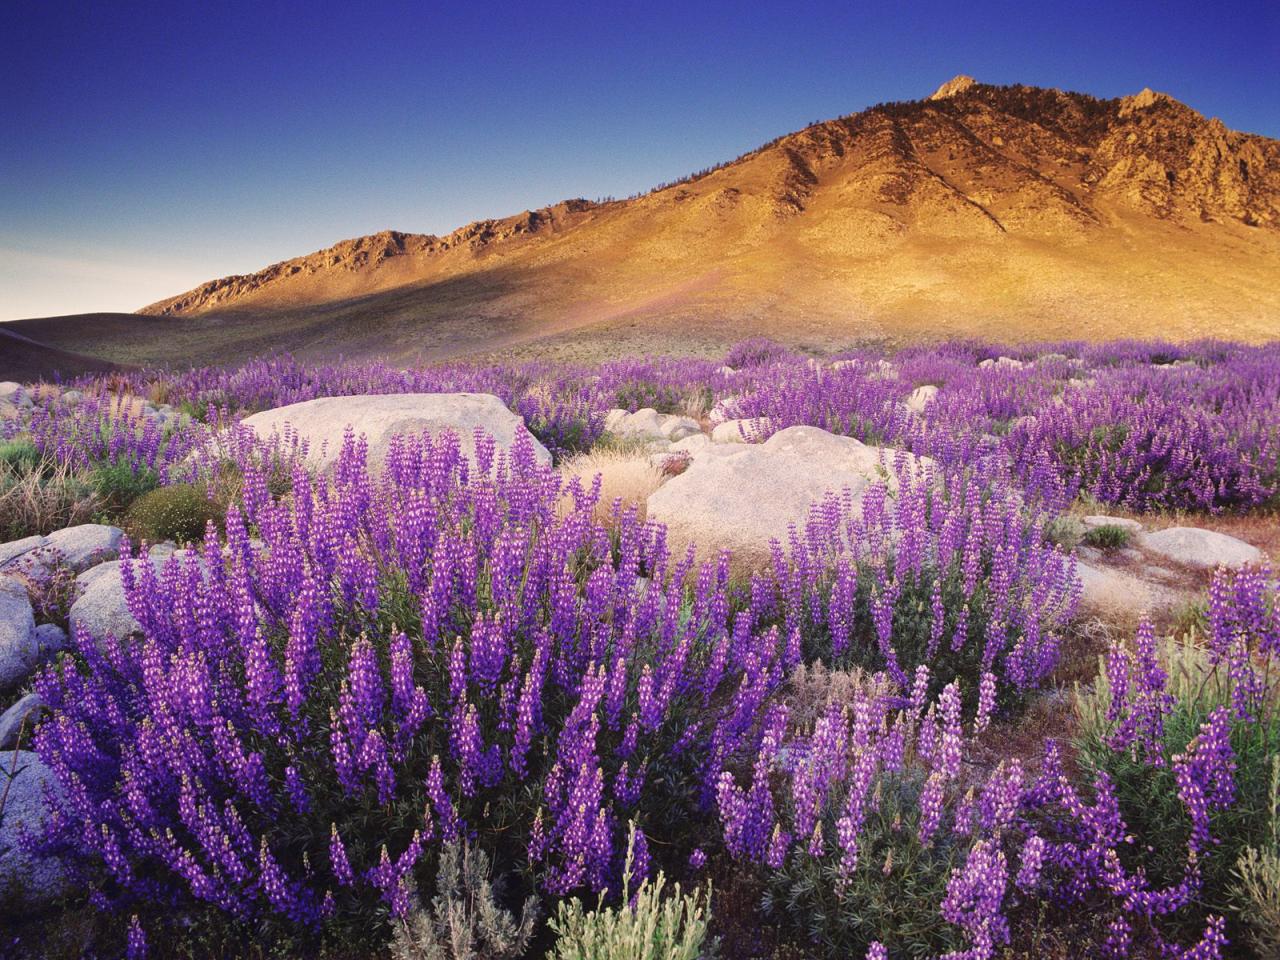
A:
0;337;1277;959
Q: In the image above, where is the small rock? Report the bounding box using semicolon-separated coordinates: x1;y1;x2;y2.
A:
0;382;23;403
979;356;1025;370
715;366;736;376
602;409;628;432
33;624;67;660
0;693;46;750
1140;527;1262;570
0;751;67;901
905;384;939;414
659;415;701;441
60;390;82;406
0;536;47;570
44;524;124;573
0;577;38;690
610;408;666;440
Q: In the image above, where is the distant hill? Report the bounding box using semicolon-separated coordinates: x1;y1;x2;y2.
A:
0;323;121;381
15;76;1280;368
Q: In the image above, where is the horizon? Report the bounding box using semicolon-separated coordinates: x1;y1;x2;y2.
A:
2;0;1278;323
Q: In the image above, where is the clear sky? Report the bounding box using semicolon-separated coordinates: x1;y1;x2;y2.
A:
2;0;1277;322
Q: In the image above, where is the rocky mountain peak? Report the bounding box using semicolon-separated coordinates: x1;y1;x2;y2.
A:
928;75;977;100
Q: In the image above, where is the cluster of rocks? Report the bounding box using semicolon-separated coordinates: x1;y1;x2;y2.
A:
0;523;156;901
1072;515;1263;619
0;381;32;421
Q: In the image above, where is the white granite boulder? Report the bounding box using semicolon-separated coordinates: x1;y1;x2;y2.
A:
646;425;931;563
0;694;46;750
1140;527;1262;570
711;418;770;444
0;536;46;570
905;384;939;414
44;524;124;573
240;394;552;472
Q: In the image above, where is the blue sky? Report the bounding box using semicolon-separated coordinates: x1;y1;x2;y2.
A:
2;0;1277;321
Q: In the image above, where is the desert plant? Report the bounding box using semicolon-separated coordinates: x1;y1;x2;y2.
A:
88;460;158;517
1231;756;1280;958
7;546;81;629
390;841;538;960
123;482;225;544
1074;622;1280;944
760;772;966;958
1081;524;1133;550
548;822;715;960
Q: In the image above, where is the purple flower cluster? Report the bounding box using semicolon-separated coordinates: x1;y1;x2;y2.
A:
31;427;796;936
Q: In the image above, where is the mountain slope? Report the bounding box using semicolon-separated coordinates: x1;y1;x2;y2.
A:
21;77;1280;366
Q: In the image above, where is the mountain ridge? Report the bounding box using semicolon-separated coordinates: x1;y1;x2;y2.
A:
18;76;1280;367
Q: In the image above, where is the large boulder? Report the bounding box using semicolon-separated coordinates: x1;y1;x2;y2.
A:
44;524;124;573
68;565;139;646
240;394;551;472
0;751;66;901
646;426;931;563
0;536;46;570
0;577;38;690
1140;527;1262;570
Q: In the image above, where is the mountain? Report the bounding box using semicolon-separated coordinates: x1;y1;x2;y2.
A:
15;76;1280;368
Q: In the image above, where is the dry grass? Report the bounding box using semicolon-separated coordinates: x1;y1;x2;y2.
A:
557;447;666;524
0;458;100;541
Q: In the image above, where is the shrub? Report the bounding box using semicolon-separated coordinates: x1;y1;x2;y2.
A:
0;438;43;476
748;466;1079;705
390;841;538;960
557;448;666;524
1231;757;1280;958
761;771;965;957
89;460;159;517
1066;566;1280;946
1081;524;1132;550
548;822;715;960
123;483;225;544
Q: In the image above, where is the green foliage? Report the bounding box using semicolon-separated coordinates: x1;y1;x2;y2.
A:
1231;756;1280;958
391;841;539;960
1081;524;1132;550
124;483;225;545
612;380;689;415
89;460;159;517
0;439;43;476
549;822;715;960
1075;640;1280;942
761;774;964;958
